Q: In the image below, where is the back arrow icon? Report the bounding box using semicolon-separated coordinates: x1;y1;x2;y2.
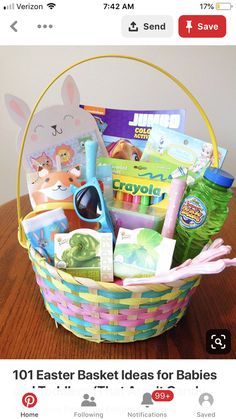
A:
10;21;18;32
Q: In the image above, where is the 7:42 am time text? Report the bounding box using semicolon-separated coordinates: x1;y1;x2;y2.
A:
103;3;135;10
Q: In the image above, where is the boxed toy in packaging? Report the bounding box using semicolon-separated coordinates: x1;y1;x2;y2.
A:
114;227;176;279
54;229;113;282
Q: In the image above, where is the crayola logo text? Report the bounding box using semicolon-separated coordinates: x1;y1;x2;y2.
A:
113;179;161;196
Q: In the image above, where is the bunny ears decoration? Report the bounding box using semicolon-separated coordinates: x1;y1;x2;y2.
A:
5;75;81;129
5;75;108;172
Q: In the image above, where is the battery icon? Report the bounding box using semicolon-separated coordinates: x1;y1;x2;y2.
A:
215;2;233;9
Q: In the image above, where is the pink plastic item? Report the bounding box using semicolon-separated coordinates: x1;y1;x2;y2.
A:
123;238;236;286
161;179;186;239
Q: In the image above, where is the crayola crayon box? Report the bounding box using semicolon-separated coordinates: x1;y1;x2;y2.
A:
98;157;187;209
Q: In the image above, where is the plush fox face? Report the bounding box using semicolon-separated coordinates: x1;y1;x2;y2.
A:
31;167;81;206
5;75;107;171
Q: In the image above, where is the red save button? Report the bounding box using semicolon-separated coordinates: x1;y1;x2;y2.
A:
179;15;226;38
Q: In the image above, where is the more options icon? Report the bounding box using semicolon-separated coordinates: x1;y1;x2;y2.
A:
206;329;231;354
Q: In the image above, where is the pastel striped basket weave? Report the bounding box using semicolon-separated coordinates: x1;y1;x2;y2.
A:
17;55;219;343
30;247;200;343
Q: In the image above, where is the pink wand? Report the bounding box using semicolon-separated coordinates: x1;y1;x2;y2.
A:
161;179;186;239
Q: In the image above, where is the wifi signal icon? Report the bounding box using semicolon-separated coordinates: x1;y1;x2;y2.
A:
47;3;56;9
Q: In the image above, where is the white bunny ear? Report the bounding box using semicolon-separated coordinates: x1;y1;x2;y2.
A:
5;94;30;127
61;75;80;107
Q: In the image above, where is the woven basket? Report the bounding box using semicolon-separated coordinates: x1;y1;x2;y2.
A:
17;55;219;343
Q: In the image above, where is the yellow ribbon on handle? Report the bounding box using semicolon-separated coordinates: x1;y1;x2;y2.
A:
17;54;219;247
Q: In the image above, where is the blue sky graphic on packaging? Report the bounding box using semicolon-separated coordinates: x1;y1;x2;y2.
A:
141;125;227;180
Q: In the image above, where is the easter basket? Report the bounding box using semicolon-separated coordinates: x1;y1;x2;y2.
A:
17;55;220;343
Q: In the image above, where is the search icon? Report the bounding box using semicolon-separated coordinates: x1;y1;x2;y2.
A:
215;337;223;346
206;329;231;354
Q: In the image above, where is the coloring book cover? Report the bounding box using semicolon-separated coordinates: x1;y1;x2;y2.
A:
81;105;186;161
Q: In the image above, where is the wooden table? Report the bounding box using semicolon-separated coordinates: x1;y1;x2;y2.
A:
0;193;235;359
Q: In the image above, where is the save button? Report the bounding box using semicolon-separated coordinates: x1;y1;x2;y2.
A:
179;15;226;38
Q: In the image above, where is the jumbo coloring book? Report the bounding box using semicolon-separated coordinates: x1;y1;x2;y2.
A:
81;105;185;161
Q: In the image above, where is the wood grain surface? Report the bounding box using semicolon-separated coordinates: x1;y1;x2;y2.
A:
0;193;235;359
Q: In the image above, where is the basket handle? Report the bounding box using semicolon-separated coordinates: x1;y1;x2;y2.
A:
17;54;219;246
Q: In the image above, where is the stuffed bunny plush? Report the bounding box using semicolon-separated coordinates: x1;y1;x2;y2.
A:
5;75;108;171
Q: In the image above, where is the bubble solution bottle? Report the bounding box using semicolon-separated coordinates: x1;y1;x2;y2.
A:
173;167;234;265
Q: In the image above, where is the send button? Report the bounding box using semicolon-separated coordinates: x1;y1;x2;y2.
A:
122;16;173;37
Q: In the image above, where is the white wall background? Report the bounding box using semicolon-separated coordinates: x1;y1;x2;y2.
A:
0;45;235;205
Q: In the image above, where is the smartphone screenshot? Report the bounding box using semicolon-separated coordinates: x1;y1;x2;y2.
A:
0;0;235;417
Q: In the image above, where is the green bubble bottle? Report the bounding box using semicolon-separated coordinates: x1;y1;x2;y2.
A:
173;167;234;265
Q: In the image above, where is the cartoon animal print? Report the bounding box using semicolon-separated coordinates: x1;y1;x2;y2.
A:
32;229;48;248
5;75;108;171
107;139;142;161
30;152;53;172
53;144;74;167
31;166;81;206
